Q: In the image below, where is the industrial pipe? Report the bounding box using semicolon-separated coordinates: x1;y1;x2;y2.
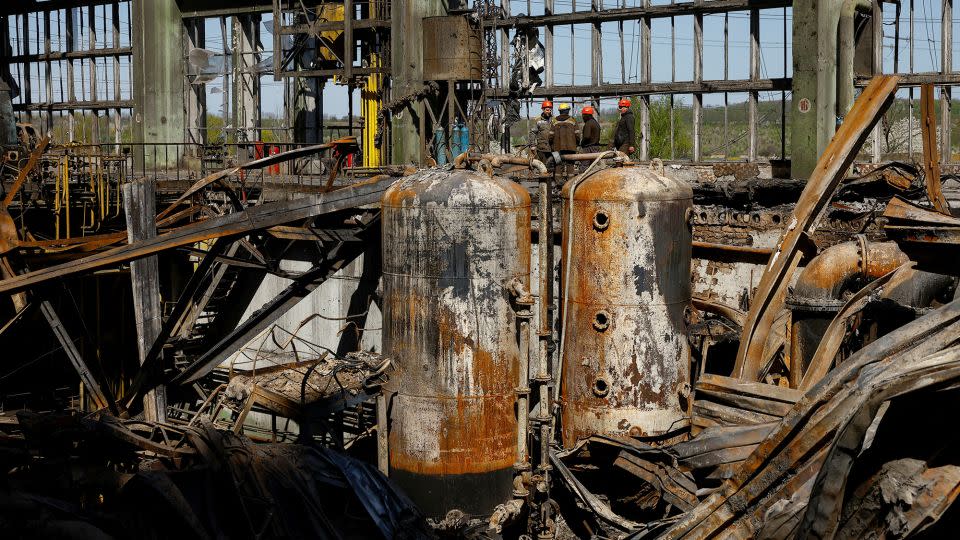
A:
788;240;909;384
882;268;957;308
453;151;548;174
558;151;630;162
535;173;554;487
508;278;534;487
837;0;872;119
792;240;908;301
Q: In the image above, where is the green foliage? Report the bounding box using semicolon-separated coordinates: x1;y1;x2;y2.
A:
638;96;693;159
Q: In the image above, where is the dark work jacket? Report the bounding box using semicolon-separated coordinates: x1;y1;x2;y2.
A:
550;114;580;152
613;110;636;152
580;116;601;148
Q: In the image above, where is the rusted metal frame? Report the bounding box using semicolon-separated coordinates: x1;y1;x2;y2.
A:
271;0;281;80
640;0;651;160
671;422;776;461
267;224;363;242
249;385;301;420
535;176;554;476
748;8;758;161
123;237;235;412
679;445;756;470
505;0;791;27
693;388;796;418
88;4;98;143
112;1;121;145
16;232;126;249
856;72;960;88
175;242;245;341
660;298;960;538
2;137;49;208
21;12;31;117
0;175;395;296
796;344;960;538
39;298;114;412
614;452;699;511
43;10;51;134
155;205;205;228
175;245;275;273
488;78;791;99
65;7;75;138
693;399;779;425
943;0;953;164
692;296;746;328
550;450;641;531
14;100;134;112
545;0;554;88
798;265;908;391
91;416;197;458
684;344;960;538
279;17;388;35
920;83;951;214
692;2;703;161
693;319;960;532
376;391;388;475
124;178;166;422
883;195;960;225
158;139;355;219
732;75;899;381
0;0;119;16
695;375;803;407
342;0;353;80
276;66;384;78
171;237;369;385
728;445;830;538
0;299;31;340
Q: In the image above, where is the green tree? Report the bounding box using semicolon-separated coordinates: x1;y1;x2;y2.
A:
629;96;692;159
647;96;692;159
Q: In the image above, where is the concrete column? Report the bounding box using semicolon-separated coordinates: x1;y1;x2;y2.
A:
791;0;843;179
132;0;185;169
236;15;262;143
185;19;206;150
390;0;445;164
294;33;321;144
123;179;167;423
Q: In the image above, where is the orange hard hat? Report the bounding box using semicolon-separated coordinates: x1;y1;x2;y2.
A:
582;106;595;115
541;100;553;109
618;98;631;108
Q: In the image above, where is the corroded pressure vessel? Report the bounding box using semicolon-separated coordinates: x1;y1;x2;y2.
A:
382;168;531;518
560;164;693;447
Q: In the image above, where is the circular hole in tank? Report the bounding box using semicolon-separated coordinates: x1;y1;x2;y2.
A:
592;310;611;331
593;378;610;397
593;210;610;231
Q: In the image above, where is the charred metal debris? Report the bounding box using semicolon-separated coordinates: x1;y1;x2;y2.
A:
1;76;960;539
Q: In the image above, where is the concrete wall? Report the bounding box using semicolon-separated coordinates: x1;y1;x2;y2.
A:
224;254;382;368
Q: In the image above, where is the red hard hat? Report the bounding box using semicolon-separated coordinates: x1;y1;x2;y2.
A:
582;106;595;115
541;100;553;109
618;98;631;108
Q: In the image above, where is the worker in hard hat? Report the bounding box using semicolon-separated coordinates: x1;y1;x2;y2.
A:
579;105;601;153
550;103;580;175
612;98;636;156
529;100;554;167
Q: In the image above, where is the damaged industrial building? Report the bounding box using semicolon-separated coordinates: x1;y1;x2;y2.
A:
1;0;960;538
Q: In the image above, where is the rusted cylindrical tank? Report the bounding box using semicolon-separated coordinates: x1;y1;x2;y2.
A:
422;15;483;81
382;168;531;518
560;164;693;447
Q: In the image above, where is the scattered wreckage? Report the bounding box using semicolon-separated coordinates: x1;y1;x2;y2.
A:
1;75;960;539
